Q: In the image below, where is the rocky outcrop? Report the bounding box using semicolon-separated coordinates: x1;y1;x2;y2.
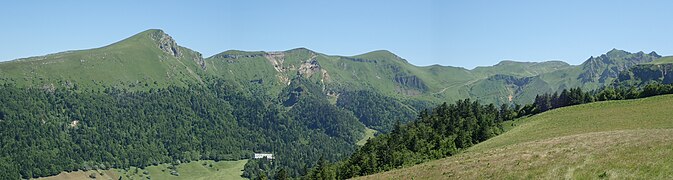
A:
265;52;286;72
184;50;206;70
298;55;320;77
150;30;182;58
194;54;206;70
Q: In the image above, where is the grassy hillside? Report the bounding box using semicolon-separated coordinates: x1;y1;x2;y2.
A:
204;48;579;105
359;94;673;179
0;28;659;105
0;29;205;90
647;56;673;64
0;28;657;105
205;48;477;102
472;60;571;77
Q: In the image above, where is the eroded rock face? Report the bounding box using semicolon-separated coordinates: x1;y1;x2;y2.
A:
190;51;206;70
195;55;206;70
150;30;182;58
298;55;320;77
265;52;286;73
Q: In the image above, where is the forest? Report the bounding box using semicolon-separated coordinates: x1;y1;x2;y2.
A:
0;77;364;179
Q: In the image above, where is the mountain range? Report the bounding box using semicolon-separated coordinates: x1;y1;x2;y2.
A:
2;29;673;179
0;29;665;107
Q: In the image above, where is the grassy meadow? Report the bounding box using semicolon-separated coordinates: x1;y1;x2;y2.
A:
357;127;379;146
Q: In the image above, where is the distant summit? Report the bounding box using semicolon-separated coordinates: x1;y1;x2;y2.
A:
352;50;408;63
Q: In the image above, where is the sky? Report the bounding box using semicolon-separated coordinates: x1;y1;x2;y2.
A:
1;0;672;69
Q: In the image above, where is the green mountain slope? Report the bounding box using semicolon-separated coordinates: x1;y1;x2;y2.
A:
0;29;664;134
648;56;673;64
0;29;658;107
204;48;556;106
0;29;660;107
359;94;673;179
472;60;571;77
610;56;673;88
204;48;478;102
0;29;206;89
204;47;661;107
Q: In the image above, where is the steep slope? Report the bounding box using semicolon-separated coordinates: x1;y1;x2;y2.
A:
0;28;659;105
203;48;577;104
203;48;661;106
614;60;673;87
360;94;673;179
204;48;479;100
0;29;206;89
474;49;664;104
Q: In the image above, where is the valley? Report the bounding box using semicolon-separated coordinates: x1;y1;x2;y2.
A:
0;29;671;180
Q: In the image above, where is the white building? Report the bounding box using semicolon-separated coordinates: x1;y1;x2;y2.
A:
254;153;274;160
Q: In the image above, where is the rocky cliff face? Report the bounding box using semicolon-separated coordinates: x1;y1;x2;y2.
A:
147;30;208;70
149;30;182;58
298;56;321;77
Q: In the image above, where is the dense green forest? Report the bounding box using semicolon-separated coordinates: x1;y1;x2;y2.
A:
335;91;417;132
306;82;673;179
0;77;365;179
307;98;506;179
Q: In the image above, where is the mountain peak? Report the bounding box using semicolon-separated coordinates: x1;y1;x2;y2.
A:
107;29;183;58
146;29;182;57
649;51;661;58
605;48;629;58
284;47;317;55
352;50;407;63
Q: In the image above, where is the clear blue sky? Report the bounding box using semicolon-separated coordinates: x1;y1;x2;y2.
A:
1;0;672;68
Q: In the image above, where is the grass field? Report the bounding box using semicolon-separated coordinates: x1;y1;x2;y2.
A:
359;94;673;179
37;160;248;180
357;127;378;146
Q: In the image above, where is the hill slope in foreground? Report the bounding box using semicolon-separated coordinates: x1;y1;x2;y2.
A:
360;94;673;179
